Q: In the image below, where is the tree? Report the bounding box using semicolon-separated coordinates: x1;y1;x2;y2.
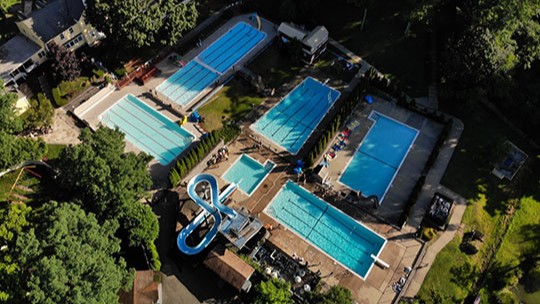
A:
120;202;159;247
24;93;54;131
56;127;152;216
253;279;293;304
0;204;30;302
306;285;354;304
0;83;23;134
442;26;514;89
0;132;47;171
85;0;198;49
0;0;18;15
15;202;131;304
48;43;81;82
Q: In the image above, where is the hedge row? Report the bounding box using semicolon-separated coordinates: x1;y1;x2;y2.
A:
52;88;68;107
304;84;366;168
398;119;454;227
147;242;161;271
363;67;447;123
169;125;240;187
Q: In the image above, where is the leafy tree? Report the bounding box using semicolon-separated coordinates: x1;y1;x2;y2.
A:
253;279;293;304
15;202;131;304
0;84;23;134
120;202;159;247
85;0;198;49
23;93;54;131
442;26;514;89
0;204;30;302
526;261;540;292
0;132;47;171
48;43;81;82
56;127;152;215
319;285;354;304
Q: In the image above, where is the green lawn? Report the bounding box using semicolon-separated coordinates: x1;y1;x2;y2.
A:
197;78;264;131
248;45;302;89
417;102;540;302
45;144;66;160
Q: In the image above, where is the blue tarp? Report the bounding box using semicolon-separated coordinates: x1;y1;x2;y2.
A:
365;95;374;104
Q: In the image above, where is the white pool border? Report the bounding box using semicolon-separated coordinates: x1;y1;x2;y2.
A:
221;153;275;196
263;180;387;280
157;21;267;110
250;76;341;155
337;110;419;204
98;94;196;165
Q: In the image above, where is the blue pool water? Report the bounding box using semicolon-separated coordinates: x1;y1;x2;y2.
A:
157;22;266;107
101;94;194;165
222;154;275;196
251;77;341;154
339;112;418;202
265;181;386;279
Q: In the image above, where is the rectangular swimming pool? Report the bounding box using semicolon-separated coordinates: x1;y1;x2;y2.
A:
265;181;386;279
222;154;275;196
100;94;194;165
339;112;418;203
251;77;340;154
157;22;266;108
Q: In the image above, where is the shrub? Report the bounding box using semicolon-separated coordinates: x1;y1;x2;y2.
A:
114;67;127;77
147;242;161;271
421;227;437;241
92;69;105;78
52;88;68;107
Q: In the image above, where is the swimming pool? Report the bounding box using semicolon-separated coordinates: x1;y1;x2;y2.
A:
251;77;340;154
157;22;266;108
339;112;418;202
100;94;194;165
265;181;386;279
222;154;275;196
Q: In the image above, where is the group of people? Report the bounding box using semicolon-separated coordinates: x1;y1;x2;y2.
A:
206;145;229;168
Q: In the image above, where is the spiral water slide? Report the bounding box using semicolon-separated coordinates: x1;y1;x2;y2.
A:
177;174;237;255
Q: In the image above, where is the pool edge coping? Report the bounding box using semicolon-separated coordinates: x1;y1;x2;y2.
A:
222;153;276;196
98;93;196;165
250;76;341;155
337;110;420;204
262;180;388;281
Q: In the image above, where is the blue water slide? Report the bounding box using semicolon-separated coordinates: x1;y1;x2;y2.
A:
177;174;237;255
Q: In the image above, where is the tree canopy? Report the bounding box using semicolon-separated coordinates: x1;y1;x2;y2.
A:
253;279;293;304
55;127;157;248
0;132;47;171
12;202;130;304
0;84;22;134
85;0;198;48
48;43;81;82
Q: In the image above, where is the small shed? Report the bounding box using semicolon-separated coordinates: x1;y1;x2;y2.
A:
277;22;329;64
203;244;255;292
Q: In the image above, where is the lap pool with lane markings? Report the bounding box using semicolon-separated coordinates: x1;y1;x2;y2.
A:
157;22;266;107
100;94;194;165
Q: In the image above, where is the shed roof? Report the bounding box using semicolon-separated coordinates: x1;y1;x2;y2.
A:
19;0;85;42
303;26;328;49
203;244;255;291
277;22;307;41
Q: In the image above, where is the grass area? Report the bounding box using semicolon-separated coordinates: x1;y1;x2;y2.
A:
0;169;21;202
0;165;65;204
254;0;429;96
197;78;264;131
417;101;540;302
45;144;66;160
487;196;540;302
248;45;302;88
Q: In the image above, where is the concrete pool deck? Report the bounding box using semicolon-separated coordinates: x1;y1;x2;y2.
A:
186;131;424;304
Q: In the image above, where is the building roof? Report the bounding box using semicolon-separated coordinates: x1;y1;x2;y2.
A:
303;26;328;50
203;244;255;291
277;22;307;41
0;34;41;79
119;271;161;304
19;0;85;42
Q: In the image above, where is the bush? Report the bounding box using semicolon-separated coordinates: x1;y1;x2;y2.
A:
92;68;105;78
421;227;437;241
494;288;519;304
147;242;161;271
114;67;127;77
52;88;68;107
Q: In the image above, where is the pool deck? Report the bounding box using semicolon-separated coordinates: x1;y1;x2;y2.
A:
147;15;277;112
191;131;423;304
